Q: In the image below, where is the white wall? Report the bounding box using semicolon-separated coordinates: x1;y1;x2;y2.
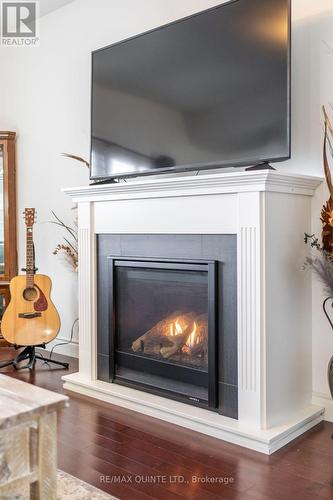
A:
0;0;333;399
287;2;333;399
0;0;224;354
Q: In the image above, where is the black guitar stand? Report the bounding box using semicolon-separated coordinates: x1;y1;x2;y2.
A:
0;344;69;370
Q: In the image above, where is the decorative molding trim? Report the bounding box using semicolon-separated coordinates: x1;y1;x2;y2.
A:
63;171;323;203
0;131;16;141
237;192;263;429
77;202;95;380
239;227;257;393
62;373;324;455
78;226;90;362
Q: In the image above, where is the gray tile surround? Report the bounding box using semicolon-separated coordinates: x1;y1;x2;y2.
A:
97;234;238;419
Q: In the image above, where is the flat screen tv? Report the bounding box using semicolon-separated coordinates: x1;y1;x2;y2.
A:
90;0;290;181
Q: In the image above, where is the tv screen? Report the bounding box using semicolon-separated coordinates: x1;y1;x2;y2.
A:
91;0;290;180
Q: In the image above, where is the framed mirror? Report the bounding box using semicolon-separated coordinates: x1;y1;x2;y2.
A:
0;145;4;276
0;286;10;318
0;132;17;345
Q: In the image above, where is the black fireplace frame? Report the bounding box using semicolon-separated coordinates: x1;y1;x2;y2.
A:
108;256;218;409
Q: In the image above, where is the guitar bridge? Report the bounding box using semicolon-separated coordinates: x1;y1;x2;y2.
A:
18;312;42;319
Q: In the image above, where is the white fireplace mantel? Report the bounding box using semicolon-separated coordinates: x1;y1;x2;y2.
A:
63;170;321;201
62;170;324;454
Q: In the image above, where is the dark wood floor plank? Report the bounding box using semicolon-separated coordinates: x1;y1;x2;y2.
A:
58;439;182;500
58;425;164;469
59;413;241;484
63;407;130;432
86;444;218;500
121;424;271;477
1;347;333;500
154;461;252;498
58;441;154;500
271;445;333;486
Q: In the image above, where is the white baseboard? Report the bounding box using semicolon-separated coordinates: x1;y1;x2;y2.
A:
62;372;324;454
36;338;79;359
312;391;333;422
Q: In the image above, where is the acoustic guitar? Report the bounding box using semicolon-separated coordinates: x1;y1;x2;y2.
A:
2;208;61;346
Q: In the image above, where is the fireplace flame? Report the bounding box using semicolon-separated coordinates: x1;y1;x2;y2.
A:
186;322;198;348
169;319;183;337
168;318;200;353
132;312;207;360
175;320;183;335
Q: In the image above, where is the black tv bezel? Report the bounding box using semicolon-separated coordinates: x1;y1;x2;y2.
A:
90;0;291;181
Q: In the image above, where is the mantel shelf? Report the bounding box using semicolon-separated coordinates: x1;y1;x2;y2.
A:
63;170;323;202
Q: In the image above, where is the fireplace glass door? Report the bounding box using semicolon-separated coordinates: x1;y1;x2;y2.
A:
109;258;217;409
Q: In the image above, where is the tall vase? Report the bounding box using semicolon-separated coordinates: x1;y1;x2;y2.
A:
323;297;333;397
328;356;333;399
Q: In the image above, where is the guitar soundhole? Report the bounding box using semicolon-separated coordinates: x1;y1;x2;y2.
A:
23;287;38;301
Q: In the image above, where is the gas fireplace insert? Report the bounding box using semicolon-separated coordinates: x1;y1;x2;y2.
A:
108;257;217;409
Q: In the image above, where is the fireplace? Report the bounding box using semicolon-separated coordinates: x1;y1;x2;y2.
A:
64;172;322;454
97;234;238;419
109;258;217;409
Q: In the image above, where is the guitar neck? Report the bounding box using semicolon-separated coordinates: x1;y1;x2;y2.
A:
26;226;34;288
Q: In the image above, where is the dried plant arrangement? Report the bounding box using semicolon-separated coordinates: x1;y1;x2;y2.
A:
321;106;333;249
304;233;333;297
304;105;333;397
51;211;78;272
50;152;89;271
304;106;333;283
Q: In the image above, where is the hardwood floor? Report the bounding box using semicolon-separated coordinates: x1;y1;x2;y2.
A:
1;347;333;499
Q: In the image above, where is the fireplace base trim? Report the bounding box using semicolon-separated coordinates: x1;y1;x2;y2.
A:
62;372;324;455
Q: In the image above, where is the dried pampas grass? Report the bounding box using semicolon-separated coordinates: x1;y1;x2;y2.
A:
305;106;333;296
304;252;333;298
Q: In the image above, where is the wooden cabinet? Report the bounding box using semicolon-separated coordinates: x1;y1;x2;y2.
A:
0;132;17;345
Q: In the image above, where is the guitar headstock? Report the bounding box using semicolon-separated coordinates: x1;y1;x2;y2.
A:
23;208;36;228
